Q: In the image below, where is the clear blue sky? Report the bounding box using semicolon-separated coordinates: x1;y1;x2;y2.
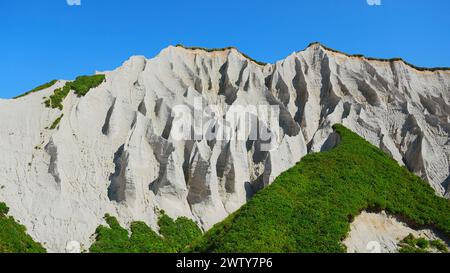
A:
1;0;449;98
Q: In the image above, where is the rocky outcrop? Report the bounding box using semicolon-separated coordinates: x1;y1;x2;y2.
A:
343;211;449;253
0;43;449;252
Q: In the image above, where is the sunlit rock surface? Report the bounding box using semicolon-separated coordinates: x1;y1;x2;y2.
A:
0;43;449;252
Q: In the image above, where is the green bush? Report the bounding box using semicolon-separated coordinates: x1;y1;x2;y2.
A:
89;214;130;253
430;240;448;253
399;245;429;253
71;75;106;97
0;202;9;215
158;212;202;252
89;211;201;253
44;74;105;110
188;124;450;253
416;238;429;249
14;80;57;99
398;234;447;253
401;233;416;247
49;114;64;130
129;221;172;253
45;85;71;110
0;202;46;253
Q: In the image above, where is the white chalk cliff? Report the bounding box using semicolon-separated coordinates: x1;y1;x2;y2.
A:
0;43;449;252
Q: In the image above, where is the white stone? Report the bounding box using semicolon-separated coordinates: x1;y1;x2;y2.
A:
0;44;449;252
343;211;449;253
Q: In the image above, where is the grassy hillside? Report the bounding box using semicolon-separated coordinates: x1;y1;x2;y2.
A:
0;202;46;253
188;124;450;253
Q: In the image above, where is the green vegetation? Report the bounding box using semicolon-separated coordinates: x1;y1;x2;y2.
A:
2;125;448;253
49;114;64;130
44;84;71;110
175;44;267;66
430;239;448;253
398;234;448;253
306;42;450;72
188;124;450;253
89;211;202;253
157;212;203;252
89;214;130;253
0;202;46;253
400;234;417;247
13;80;58;99
128;221;173;253
0;202;8;215
44;74;105;110
398;245;429;253
416;237;429;249
70;75;106;97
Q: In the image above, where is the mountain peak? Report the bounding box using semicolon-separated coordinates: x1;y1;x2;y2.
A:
303;42;450;73
163;44;268;66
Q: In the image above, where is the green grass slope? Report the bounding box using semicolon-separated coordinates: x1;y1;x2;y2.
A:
189;124;450;253
0;202;46;253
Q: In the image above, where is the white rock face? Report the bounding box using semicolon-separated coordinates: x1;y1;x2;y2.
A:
0;43;449;252
343;211;449;253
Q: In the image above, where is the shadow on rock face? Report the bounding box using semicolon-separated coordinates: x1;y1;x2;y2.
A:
321;132;341;152
108;144;126;202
